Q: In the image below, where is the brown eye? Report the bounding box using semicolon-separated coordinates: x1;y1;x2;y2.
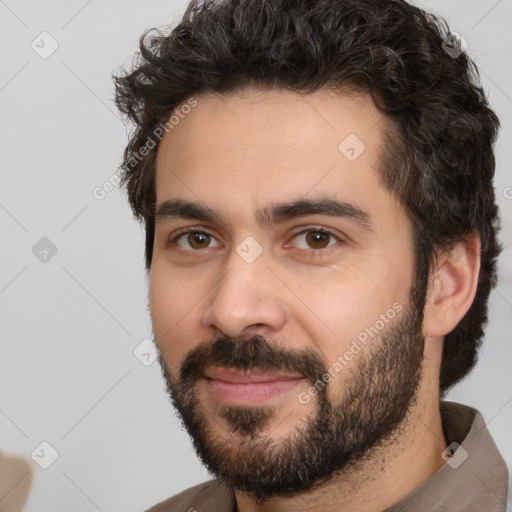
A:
169;229;220;250
292;229;339;251
305;231;331;249
186;232;211;249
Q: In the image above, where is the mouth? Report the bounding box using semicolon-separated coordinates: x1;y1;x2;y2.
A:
203;366;306;406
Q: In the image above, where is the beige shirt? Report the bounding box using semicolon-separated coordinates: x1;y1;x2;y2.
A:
145;401;509;512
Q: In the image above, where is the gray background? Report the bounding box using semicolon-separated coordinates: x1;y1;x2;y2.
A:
0;1;510;510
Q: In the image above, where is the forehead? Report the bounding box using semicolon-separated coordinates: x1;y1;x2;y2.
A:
154;88;393;223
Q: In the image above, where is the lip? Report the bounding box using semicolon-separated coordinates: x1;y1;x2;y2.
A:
204;366;305;406
205;366;303;383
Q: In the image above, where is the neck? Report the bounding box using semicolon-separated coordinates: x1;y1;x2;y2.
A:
235;384;447;512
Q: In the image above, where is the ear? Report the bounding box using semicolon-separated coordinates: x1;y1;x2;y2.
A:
423;231;481;338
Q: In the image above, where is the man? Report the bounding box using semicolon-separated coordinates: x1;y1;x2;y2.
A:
113;0;508;510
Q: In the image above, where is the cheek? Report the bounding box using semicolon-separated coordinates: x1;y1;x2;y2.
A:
148;266;172;333
148;265;202;371
149;261;202;327
296;263;410;354
313;262;379;310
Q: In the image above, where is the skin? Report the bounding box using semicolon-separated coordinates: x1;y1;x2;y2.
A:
149;88;481;512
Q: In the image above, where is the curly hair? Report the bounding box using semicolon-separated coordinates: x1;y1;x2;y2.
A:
113;0;501;395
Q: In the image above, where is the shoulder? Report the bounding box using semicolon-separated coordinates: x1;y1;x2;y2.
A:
143;479;233;512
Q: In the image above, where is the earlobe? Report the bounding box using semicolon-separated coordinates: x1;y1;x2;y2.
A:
423;232;481;338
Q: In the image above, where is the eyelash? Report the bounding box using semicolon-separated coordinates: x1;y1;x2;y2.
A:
167;226;343;253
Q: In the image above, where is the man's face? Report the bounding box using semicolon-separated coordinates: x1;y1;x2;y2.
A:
149;88;426;502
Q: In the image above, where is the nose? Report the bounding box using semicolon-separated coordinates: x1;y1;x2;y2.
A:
202;248;287;338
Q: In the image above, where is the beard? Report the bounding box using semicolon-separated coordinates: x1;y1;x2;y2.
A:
154;279;427;505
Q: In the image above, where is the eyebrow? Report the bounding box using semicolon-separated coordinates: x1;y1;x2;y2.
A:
154;196;373;233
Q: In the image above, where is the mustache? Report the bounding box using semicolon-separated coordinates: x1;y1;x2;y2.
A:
178;335;328;388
